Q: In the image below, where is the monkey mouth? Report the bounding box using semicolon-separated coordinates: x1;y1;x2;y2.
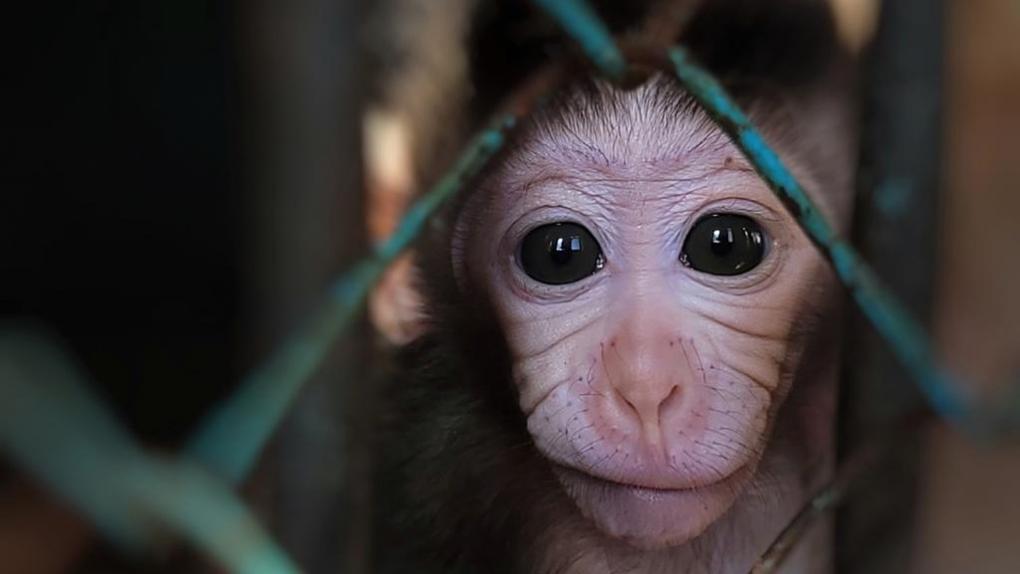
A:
552;462;753;549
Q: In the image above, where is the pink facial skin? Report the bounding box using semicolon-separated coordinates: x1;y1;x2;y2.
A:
452;78;850;553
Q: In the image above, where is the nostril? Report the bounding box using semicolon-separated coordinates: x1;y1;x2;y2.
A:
657;385;682;422
617;384;681;426
622;395;640;417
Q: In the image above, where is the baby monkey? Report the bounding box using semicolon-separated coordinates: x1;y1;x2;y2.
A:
373;1;857;572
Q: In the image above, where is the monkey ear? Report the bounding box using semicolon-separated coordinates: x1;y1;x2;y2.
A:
829;0;879;54
369;254;426;345
365;109;427;345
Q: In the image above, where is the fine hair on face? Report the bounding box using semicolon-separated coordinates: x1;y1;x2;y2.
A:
373;1;857;572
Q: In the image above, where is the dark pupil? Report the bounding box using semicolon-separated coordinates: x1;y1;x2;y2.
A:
519;222;603;285
682;214;765;276
710;228;735;257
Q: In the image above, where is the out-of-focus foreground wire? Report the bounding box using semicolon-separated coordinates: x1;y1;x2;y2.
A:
186;114;517;484
0;328;301;574
0;114;516;572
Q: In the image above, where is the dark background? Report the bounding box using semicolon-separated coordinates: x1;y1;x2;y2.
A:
5;2;241;445
5;2;367;572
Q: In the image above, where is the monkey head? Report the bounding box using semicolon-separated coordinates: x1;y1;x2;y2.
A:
443;74;854;549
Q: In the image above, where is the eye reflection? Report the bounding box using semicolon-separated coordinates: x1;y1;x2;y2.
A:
519;222;605;285
681;214;766;276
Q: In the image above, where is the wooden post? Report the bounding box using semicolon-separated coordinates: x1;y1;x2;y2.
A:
239;1;369;572
838;0;944;571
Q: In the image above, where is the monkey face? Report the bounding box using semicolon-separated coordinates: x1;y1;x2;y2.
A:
452;78;836;549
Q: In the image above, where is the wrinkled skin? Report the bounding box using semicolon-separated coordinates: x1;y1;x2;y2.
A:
445;77;850;565
373;3;857;572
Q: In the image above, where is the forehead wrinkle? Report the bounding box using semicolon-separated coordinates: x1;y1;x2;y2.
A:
501;105;750;204
475;166;770;254
499;122;744;191
517;112;727;172
517;75;728;166
495;143;763;216
494;170;724;221
482;74;838;225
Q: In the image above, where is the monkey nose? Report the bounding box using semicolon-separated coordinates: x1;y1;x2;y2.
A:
619;385;681;447
601;338;684;447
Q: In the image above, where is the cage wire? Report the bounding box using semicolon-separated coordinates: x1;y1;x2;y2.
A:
1;0;1018;572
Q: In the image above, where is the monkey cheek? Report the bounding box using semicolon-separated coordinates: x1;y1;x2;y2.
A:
552;462;754;549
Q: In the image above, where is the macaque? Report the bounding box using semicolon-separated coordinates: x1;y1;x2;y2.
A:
371;1;857;572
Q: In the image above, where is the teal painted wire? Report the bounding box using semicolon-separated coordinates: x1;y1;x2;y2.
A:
187;114;517;483
665;46;987;432
128;458;301;574
531;0;626;80
0;328;150;551
0;328;301;574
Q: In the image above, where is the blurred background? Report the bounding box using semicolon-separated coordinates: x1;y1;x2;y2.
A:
2;1;1018;573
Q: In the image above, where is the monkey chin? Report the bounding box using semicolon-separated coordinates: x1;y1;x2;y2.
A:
552;463;755;550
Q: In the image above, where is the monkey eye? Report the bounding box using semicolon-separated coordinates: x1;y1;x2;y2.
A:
518;222;605;285
681;214;766;276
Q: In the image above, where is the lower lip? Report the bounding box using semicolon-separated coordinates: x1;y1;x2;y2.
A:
552;464;750;548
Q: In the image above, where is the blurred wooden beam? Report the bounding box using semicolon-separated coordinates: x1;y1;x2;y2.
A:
238;0;368;572
838;0;944;572
915;1;1020;572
